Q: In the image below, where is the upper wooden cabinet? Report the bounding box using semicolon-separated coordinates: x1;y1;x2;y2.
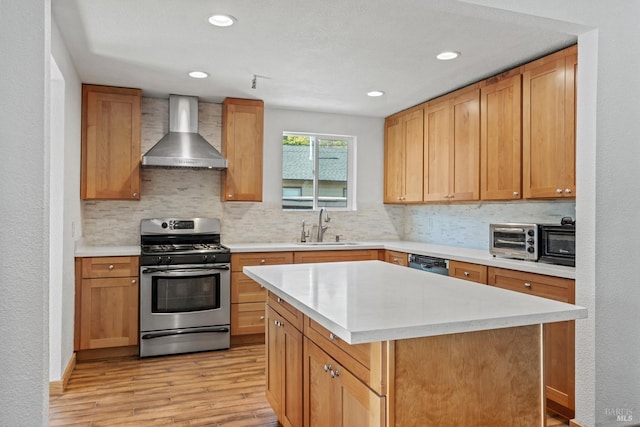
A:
480;71;523;200
424;87;480;202
523;46;577;199
81;84;142;200
383;108;424;203
222;98;264;202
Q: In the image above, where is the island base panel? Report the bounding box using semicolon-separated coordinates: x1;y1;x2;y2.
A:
391;325;543;426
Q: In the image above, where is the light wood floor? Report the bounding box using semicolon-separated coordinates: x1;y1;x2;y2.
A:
50;342;569;426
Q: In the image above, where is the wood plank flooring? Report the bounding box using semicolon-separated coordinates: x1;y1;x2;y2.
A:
49;344;277;426
50;342;569;426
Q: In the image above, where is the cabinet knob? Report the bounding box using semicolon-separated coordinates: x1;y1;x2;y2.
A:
464;272;470;277
261;259;266;264
524;282;531;288
108;264;114;270
131;279;136;284
277;297;282;303
227;194;233;199
565;188;572;194
259;316;265;321
556;188;563;194
513;191;519;197
330;369;340;378
323;364;332;372
132;192;138;198
393;257;399;263
329;333;337;341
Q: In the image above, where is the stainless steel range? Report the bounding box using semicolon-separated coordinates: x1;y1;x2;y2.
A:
139;218;231;357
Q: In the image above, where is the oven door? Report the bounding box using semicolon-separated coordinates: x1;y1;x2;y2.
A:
140;264;230;332
539;226;576;266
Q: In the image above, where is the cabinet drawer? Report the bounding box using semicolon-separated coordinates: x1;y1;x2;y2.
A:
231;272;267;303
231;252;294;272
488;267;574;303
449;260;487;284
293;249;379;264
385;250;408;266
231;303;266;335
81;256;139;278
304;316;387;394
268;292;304;331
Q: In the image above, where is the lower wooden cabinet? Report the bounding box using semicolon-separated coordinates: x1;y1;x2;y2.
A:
488;267;575;419
304;338;385;427
449;260;487;284
384;250;408;267
266;305;303;427
74;256;139;351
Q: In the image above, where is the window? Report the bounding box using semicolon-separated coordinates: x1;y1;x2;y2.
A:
282;132;355;210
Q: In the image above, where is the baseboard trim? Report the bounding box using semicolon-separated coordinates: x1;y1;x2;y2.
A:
49;352;76;396
569;420;585;427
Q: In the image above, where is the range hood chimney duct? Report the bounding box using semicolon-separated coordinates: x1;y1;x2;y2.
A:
142;95;228;169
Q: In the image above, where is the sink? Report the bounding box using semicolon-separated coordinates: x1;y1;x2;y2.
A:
296;242;361;246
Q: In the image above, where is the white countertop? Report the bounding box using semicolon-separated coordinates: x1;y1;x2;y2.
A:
75;241;140;257
225;240;575;279
244;260;586;345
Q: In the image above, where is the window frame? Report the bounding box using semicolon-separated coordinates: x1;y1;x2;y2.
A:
282;131;357;211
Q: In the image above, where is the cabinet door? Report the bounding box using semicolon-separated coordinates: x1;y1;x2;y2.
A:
222;98;264;201
487;267;575;417
449;260;487;284
81;85;141;200
79;277;139;350
523;47;576;199
402;109;425;203
424;98;452;202
384;250;408;267
383;116;404;203
480;74;522;200
451;89;480;201
266;306;304;427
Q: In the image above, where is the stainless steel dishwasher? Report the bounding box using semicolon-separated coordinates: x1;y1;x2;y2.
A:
408;254;450;275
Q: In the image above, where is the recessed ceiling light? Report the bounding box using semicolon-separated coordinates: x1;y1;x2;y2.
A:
436;51;461;61
188;71;209;79
367;90;385;97
208;14;236;27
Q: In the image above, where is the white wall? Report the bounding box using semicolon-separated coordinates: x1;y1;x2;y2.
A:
0;0;50;424
50;19;83;382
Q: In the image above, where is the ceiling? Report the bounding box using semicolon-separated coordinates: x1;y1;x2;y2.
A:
52;0;578;118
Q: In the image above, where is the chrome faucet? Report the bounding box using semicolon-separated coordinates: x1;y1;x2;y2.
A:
317;207;330;242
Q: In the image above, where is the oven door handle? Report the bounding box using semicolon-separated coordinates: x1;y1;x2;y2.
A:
141;327;230;340
141;265;230;275
495;239;526;246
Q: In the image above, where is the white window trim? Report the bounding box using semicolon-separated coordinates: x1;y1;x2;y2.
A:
282;131;357;211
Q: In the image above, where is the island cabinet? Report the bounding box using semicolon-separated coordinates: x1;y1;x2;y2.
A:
293;249;380;264
81;84;142;200
266;295;304;427
222;98;264;202
448;260;487;284
230;252;293;339
423;86;480;202
479;70;523;200
74;256;139;353
488;267;576;419
383;108;424;204
522;45;577;199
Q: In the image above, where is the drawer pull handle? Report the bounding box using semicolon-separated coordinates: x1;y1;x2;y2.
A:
464;272;470;277
108;264;114;270
132;192;138;198
329;333;337;341
277;297;282;303
131;279;137;284
259;316;265;320
524;282;531;288
260;259;266;264
323;364;332;372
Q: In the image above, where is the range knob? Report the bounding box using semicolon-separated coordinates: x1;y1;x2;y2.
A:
164;256;172;264
161;222;168;229
202;255;210;263
155;256;163;265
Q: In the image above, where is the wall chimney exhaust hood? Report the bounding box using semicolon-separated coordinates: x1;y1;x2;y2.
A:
142;95;228;169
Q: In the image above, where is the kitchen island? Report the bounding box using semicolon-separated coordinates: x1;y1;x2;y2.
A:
244;260;586;427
